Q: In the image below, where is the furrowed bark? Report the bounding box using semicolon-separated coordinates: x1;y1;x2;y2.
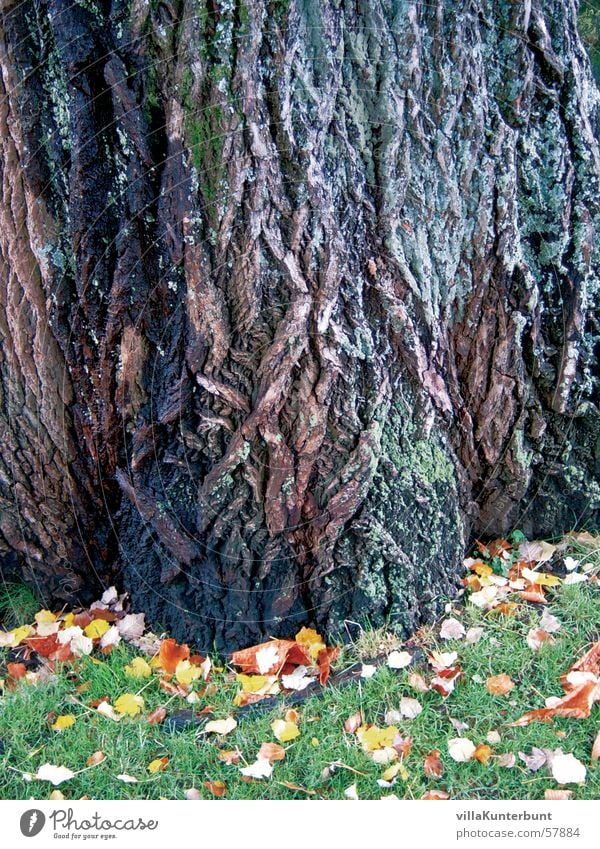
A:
0;0;598;650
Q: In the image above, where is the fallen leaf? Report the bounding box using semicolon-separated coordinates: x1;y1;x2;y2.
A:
96;701;122;722
184;787;201;800
175;660;202;686
465;627;484;644
473;743;493;764
114;693;144;717
526;628;555;651
592;730;600;762
7;662;27;680
204;716;237;736
204;779;226;797
271;718;300;743
281;665;316;691
83;619;111;639
387;650;413;669
49;790;65;800
86;751;106;766
440;618;466;640
551;753;586;785
540;611;562;633
360;664;377;679
257;742;286;763
448;738;476;762
344;711;363;734
218;749;241;765
116;774;138;783
399;697;422;719
295;627;326;659
99;625;121;649
512;679;599;726
563;573;588;585
429;651;458;670
116;613;146;640
486;730;502;744
424;750;443;778
147;706;167;725
497;752;516;768
124;657;152;678
159;638;190;674
232;639;311;675
317;646;339;686
519;540;556;562
240;758;273;779
430;665;463;697
518;747;549;771
421;789;450;800
36;764;75;786
50;715;76;732
486;674;515;696
57;626;92;657
545;789;573;800
148;757;169;774
407;672;429;693
344;783;359;800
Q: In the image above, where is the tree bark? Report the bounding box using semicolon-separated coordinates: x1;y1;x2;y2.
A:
0;0;598;650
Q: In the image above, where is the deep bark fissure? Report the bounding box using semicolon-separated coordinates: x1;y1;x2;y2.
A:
0;0;598;650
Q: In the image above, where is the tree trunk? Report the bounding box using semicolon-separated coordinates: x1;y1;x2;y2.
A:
0;0;598;650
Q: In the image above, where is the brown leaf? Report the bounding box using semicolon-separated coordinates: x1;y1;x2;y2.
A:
544;789;573;800
592;730;600;762
421;789;450;800
512;680;600;726
485;674;515;696
423;750;443;778
147;706;167;725
218;749;241;765
257;742;286;763
86;751;106;766
344;710;363;734
317;646;339;686
204;780;226;797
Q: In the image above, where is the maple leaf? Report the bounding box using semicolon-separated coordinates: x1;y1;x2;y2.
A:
175;660;202;686
35;764;75;786
271;718;300;743
114;693;144;717
423;750;443;778
357;725;399;752
204;716;237;735
231;639;311;675
485;674;515;696
50;715;76;732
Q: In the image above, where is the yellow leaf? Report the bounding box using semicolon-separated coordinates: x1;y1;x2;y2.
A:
175;660;202;686
295;626;326;659
271;719;300;743
9;625;34;646
114;693;144;717
472;563;493;578
522;567;561;587
35;610;57;625
311;737;319;747
147;757;169;774
149;655;162;669
51;715;76;732
84;619;111;639
62;612;75;628
382;762;409;782
357;725;399;752
124;657;152;678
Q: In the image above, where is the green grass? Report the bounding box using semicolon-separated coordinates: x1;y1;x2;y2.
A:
0;580;598;800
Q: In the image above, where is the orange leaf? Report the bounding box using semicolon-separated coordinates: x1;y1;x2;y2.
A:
424;750;443;778
158;638;190;674
257;742;286;763
317;646;339;686
231;639;311;675
204;780;226;797
485;674;515;696
518;585;547;604
473;743;493;764
218;749;241;765
421;789;450;799
7;662;27;679
285;708;300;724
512;679;600;726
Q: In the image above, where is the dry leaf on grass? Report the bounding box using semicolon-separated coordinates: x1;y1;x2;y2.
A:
485;674;515;696
423;750;443;778
448;738;476;762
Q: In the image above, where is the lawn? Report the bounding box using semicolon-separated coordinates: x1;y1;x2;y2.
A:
0;536;598;800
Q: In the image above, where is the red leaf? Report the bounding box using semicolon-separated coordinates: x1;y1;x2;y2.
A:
512;679;600;726
317;646;339;686
7;662;27;679
24;634;61;658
